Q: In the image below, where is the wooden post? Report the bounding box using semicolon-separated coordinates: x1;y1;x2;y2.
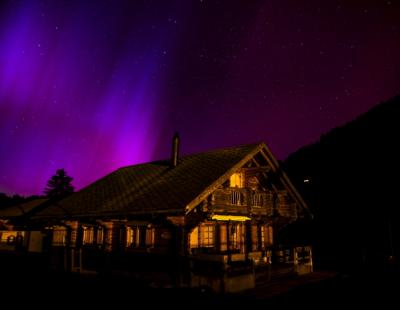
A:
245;221;251;260
227;221;231;262
78;248;83;273
64;220;79;272
103;222;114;252
294;247;299;274
257;223;262;251
215;223;221;253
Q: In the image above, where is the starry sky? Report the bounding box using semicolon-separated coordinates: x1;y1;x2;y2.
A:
1;0;399;196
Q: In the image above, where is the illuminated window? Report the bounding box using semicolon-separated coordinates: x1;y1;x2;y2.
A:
189;223;215;250
126;226;140;247
82;226;95;245
1;231;24;244
230;173;244;188
190;227;199;249
200;223;214;247
96;227;104;245
52;227;66;246
145;227;155;248
81;226;104;246
126;226;154;248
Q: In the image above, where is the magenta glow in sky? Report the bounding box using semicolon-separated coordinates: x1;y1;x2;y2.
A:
1;0;399;195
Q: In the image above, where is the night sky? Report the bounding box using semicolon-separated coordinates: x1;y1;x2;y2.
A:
1;0;399;196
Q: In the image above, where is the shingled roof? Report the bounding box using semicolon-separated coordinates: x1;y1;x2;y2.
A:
36;142;310;220
37;143;266;219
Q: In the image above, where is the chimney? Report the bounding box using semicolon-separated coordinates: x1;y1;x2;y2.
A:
171;132;180;167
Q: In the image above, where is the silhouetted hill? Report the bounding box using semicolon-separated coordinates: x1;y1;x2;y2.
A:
283;94;400;272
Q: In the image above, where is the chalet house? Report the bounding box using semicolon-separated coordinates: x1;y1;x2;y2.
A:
3;135;313;292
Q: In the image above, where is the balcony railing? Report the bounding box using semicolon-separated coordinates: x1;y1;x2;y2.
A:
210;188;296;218
189;245;312;273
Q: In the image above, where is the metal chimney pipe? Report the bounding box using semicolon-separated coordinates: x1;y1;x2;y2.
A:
171;132;180;167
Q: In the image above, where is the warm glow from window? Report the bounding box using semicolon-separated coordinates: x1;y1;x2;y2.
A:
189;227;199;248
126;226;140;247
96;227;104;245
83;226;95;245
190;223;215;249
0;231;24;243
81;226;104;246
230;173;244;188
52;227;66;246
145;227;155;247
201;224;214;247
126;226;154;248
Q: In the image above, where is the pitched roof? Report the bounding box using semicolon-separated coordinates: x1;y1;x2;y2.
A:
0;198;49;219
36;142;310;220
37;143;264;219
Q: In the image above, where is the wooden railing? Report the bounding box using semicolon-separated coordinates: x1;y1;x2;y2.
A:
189;245;312;274
210;188;296;218
273;246;313;265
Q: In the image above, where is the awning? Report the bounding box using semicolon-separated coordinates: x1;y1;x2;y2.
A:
211;215;251;222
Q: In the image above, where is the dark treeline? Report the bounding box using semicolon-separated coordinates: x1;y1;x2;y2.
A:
0;193;44;209
282;94;400;272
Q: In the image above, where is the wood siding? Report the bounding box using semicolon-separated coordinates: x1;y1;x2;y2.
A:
210;188;296;219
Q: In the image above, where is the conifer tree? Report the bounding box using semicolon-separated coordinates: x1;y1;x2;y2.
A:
44;168;74;198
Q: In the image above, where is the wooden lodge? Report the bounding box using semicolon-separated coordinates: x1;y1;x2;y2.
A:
0;135;312;292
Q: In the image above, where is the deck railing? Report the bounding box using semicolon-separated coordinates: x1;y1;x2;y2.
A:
210;188;296;218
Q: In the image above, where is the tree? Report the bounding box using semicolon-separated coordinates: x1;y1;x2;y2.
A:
44;168;74;199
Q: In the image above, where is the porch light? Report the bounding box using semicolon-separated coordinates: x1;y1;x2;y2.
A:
211;215;251;222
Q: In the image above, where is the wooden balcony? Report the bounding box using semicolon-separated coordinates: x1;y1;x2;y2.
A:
210;188;296;218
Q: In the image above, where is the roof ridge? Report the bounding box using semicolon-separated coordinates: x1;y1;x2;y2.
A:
183;142;263;156
119;142;264;170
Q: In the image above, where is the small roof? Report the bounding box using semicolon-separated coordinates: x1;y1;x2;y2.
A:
0;198;49;219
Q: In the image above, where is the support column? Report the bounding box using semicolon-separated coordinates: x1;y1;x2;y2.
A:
245;221;252;260
104;222;114;252
257;223;262;251
227;221;231;262
64;220;79;272
215;223;221;253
